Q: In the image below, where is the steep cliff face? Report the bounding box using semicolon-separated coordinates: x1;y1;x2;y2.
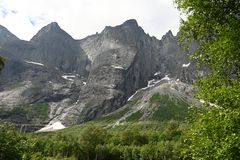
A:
0;22;89;124
0;20;201;125
0;22;90;90
80;20;195;97
51;19;199;124
30;22;90;75
1;22;90;76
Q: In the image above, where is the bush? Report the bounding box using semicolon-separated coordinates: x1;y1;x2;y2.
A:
182;107;240;159
0;123;26;160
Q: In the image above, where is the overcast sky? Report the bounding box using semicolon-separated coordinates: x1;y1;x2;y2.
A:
0;0;181;41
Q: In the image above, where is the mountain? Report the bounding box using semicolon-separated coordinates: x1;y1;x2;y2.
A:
30;22;89;74
0;25;19;46
96;78;198;125
0;20;203;126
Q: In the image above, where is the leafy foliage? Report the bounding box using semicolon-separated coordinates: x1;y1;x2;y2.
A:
0;123;26;160
0;56;5;71
175;0;240;159
182;107;240;159
0;121;186;159
175;0;240;108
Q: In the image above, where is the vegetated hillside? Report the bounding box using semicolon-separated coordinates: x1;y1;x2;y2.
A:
0;79;195;159
96;78;198;125
1;78;195;159
0;61;198;159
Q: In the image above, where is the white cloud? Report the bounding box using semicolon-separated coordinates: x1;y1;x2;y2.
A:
0;0;181;40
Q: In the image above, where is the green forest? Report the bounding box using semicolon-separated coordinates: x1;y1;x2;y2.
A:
0;121;187;160
1;0;240;159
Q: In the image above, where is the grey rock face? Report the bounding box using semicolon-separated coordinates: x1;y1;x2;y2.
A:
0;25;19;46
30;22;90;74
0;22;90;124
54;19;200;124
0;20;201;125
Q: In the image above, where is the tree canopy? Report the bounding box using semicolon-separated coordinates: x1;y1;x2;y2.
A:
0;56;5;71
175;0;240;108
175;0;240;159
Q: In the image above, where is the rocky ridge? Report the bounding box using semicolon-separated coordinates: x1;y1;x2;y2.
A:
0;19;203;126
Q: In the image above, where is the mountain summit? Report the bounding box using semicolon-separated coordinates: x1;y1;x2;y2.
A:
31;22;71;42
0;20;202;126
0;25;19;46
28;22;89;74
121;19;139;27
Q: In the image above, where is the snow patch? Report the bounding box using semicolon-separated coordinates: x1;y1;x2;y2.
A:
110;84;116;88
154;71;161;76
127;94;134;101
161;75;171;81
75;100;80;104
128;75;172;101
147;79;156;87
62;75;76;81
182;62;190;67
25;60;44;66
111;65;124;70
127;87;148;101
36;121;65;132
147;79;164;87
127;94;136;102
83;82;87;86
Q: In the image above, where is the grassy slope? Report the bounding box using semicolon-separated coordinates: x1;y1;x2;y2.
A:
95;93;190;124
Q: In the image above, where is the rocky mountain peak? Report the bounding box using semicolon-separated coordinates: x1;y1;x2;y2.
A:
101;19;144;46
121;19;138;28
166;30;173;36
22;22;90;74
30;22;71;42
48;22;60;29
0;20;200;126
161;30;175;42
103;19;140;33
0;25;9;34
0;25;19;45
39;22;61;32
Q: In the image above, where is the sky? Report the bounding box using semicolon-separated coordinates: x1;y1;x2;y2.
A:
0;0;181;41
